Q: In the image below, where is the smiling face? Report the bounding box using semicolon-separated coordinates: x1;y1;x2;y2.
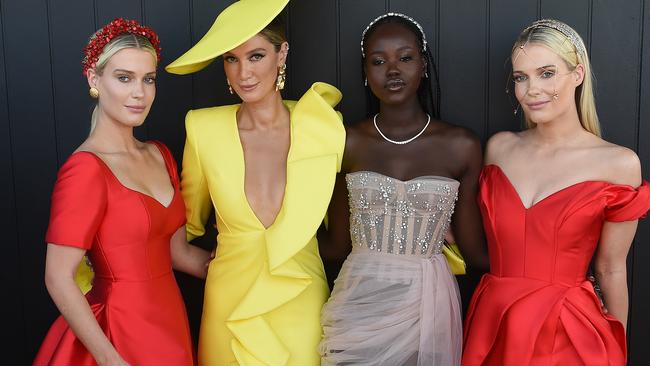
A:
223;34;288;104
511;43;584;125
363;22;426;106
87;47;157;128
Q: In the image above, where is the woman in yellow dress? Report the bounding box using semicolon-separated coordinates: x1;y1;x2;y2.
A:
165;0;345;364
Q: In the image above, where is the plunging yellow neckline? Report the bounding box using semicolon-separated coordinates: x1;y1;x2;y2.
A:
231;104;294;230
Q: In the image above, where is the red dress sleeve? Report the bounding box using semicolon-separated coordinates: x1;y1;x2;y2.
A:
45;152;108;249
604;180;650;222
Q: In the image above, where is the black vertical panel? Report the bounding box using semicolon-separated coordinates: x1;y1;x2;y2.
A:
191;0;238;109
629;2;650;365
591;1;642;147
95;0;147;140
437;0;489;315
95;0;143;31
439;0;488;139
287;0;338;100
487;0;537;136
540;0;590;50
48;0;96;162
3;0;59;361
338;0;386;123
144;0;193;158
0;4;22;364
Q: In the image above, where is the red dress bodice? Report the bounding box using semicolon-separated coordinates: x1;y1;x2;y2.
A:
462;164;650;366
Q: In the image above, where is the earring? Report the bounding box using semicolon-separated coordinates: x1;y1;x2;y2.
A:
364;78;368;86
424;71;429;78
227;79;233;95
513;104;520;115
89;87;99;99
276;64;286;91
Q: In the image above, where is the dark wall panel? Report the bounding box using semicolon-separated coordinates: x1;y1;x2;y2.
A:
338;0;386;123
0;3;22;365
48;0;95;163
540;0;590;48
3;0;59;362
287;0;338;99
439;0;488;139
487;0;537;136
629;2;650;364
591;0;642;148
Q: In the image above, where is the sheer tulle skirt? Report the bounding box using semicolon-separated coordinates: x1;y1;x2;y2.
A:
319;251;462;366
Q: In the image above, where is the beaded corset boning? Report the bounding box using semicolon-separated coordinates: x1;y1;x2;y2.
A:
347;170;459;257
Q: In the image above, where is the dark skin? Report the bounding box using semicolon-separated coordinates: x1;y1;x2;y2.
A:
320;22;489;270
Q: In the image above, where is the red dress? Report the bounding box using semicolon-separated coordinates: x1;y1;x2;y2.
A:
34;142;195;366
463;164;650;366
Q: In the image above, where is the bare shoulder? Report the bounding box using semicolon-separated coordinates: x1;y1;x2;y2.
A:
344;118;374;149
341;118;374;172
593;139;642;186
436;122;482;157
484;131;522;165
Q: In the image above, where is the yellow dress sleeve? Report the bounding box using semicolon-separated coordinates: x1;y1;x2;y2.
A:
182;110;213;241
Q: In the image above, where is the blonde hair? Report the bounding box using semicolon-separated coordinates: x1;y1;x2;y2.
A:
512;20;601;137
89;33;157;132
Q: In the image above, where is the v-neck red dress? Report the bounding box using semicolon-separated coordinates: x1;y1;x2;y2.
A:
462;164;650;366
34;142;195;366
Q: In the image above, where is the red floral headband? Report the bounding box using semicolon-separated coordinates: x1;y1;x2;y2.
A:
82;18;161;76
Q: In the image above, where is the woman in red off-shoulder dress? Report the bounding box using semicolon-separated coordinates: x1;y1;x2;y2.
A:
462;19;650;366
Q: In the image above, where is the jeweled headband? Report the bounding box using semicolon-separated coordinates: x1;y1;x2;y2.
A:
522;19;586;56
360;12;427;58
82;18;161;76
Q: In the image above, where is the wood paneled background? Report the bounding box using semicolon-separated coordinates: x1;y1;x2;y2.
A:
2;0;648;364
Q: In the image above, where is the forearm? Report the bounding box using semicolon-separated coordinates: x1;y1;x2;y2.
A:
172;243;211;279
596;270;629;329
45;276;120;364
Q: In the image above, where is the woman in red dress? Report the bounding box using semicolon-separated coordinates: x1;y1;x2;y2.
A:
462;19;650;366
33;19;210;366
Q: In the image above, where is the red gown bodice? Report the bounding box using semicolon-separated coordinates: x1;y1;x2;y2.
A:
463;164;650;366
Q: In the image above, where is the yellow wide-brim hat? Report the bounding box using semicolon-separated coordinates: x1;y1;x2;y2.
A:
166;0;289;75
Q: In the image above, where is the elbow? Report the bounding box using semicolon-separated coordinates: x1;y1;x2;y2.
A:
44;268;66;298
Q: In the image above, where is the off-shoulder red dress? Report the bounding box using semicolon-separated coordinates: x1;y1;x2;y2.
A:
33;142;194;366
462;164;650;366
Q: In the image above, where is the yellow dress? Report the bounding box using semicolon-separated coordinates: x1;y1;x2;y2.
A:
181;82;345;366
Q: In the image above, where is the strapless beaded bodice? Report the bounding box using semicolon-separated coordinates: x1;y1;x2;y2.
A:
346;171;459;258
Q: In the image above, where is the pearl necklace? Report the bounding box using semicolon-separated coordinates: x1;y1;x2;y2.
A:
373;113;431;145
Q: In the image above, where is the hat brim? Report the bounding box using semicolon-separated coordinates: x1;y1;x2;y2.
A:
166;0;289;75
